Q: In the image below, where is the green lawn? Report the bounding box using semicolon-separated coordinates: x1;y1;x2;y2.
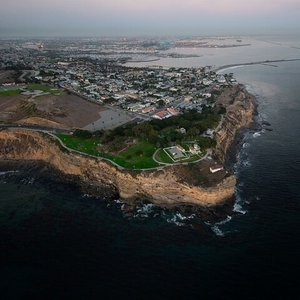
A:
26;84;52;92
183;154;202;163
0;84;63;97
116;141;158;169
56;134;159;169
0;89;22;96
26;84;63;95
154;149;173;164
57;134;100;156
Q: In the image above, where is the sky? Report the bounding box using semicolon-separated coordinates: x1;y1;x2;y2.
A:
0;0;300;37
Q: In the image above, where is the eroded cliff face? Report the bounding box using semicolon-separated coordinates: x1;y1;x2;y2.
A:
214;85;256;164
0;129;235;207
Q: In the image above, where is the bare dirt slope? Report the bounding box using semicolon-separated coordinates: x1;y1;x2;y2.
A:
0;93;104;129
31;93;105;128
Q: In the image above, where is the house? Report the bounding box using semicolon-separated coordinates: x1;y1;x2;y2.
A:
141;106;155;114
210;165;224;173
152;110;172;120
166;108;180;116
189;143;201;154
177;128;186;134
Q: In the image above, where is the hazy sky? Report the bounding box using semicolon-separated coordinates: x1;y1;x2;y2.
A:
0;0;300;37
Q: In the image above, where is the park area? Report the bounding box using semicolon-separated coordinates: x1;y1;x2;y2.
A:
57;133;159;169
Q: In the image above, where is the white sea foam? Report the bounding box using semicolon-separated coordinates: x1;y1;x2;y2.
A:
137;204;155;214
216;215;233;226
166;213;195;226
82;193;93;198
211;226;225;237
20;177;35;185
167;216;185;227
114;199;123;204
233;203;247;215
253;132;261;138
0;171;19;176
207;216;233;237
133;204;156;218
237;182;245;188
242;159;252;168
242;142;250;148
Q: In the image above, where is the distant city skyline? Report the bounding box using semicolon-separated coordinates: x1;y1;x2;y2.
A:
1;0;300;37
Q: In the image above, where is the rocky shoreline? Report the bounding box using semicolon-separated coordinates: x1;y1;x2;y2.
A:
0;85;256;215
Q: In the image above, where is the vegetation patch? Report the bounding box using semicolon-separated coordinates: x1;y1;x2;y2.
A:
55;108;220;169
0;89;22;96
154;149;174;164
26;84;64;95
56;131;159;169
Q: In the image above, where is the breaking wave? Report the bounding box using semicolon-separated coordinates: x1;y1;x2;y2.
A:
209;216;233;236
0;170;19;176
166;213;195;227
253;132;262;138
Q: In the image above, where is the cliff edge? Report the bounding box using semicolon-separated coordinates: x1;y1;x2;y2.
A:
0;85;256;208
214;85;256;165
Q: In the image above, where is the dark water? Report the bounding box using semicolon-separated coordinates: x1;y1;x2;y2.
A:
1;61;300;299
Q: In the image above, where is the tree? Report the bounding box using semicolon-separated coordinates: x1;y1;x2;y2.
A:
157;99;165;108
133;122;157;140
73;129;92;139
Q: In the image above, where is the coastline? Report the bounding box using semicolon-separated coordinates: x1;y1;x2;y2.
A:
0;85;256;214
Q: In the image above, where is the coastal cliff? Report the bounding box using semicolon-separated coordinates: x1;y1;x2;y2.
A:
0;129;235;207
214;85;256;165
0;85;255;208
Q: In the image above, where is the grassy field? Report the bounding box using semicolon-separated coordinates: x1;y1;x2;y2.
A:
154;149;174;164
116;141;158;169
56;134;159;169
57;134;100;156
56;132;207;169
26;84;63;95
0;89;22;96
0;84;63;97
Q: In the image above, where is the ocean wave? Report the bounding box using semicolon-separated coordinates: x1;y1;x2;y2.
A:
253;132;261;138
166;212;195;227
20;177;35;185
216;215;233;226
241;159;252;168
82;193;94;198
114;199;123;204
237;182;245;188
211;225;225;236
242;142;250;148
233;203;247;215
0;170;19;176
206;216;233;237
134;204;156;218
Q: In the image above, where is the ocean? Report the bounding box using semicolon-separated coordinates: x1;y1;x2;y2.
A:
1;38;300;299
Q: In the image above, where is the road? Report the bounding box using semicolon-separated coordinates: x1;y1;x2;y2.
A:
0;124;71;134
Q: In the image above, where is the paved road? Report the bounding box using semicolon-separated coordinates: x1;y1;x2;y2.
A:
0;124;71;134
